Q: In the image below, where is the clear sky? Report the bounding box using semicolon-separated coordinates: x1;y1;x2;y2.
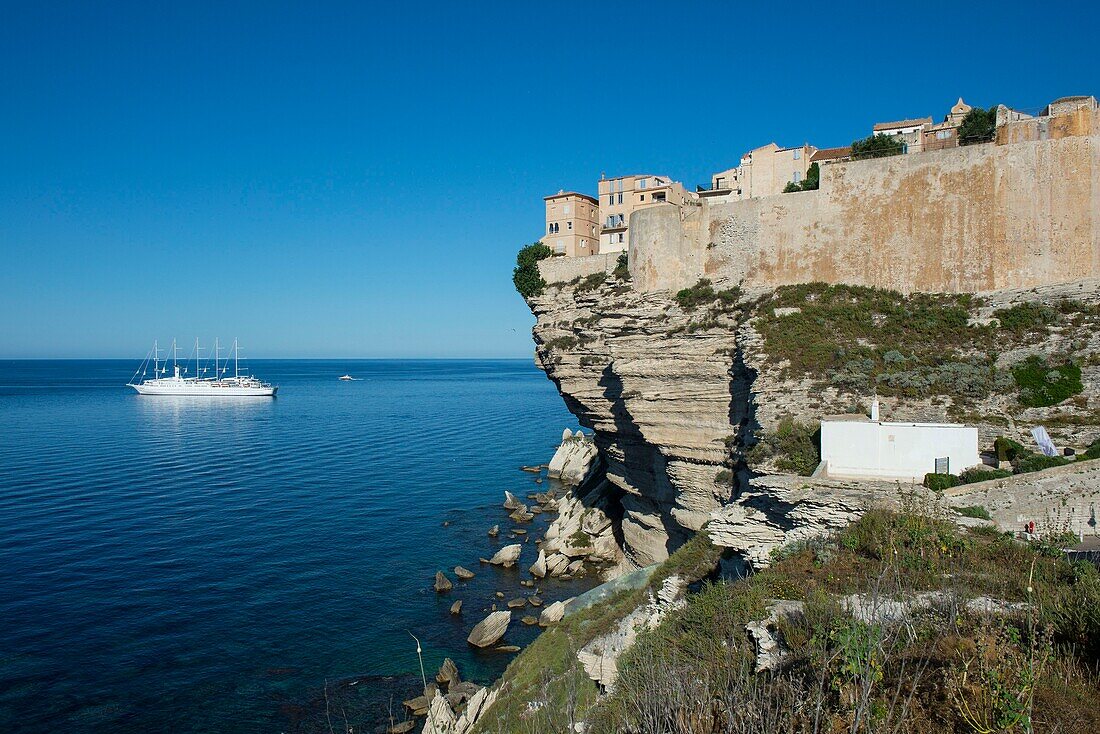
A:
1;1;1097;358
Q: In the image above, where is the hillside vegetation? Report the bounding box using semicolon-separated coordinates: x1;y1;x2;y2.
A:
474;506;1100;733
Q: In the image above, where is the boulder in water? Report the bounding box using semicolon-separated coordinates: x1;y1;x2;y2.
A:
449;599;462;615
488;544;522;566
503;491;523;511
454;566;475;580
433;571;453;593
529;549;547;578
467;611;511;648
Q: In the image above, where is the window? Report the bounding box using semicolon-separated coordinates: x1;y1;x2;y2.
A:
639;194;645;201
608;195;614;206
936;130;950;140
555;240;565;254
567;221;572;230
618;233;624;243
617;193;623;204
793;149;801;160
564;204;571;214
792;171;801;183
638;178;647;189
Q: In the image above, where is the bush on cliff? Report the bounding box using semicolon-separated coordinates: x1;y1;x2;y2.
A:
747;418;820;476
513;242;552;299
613;252;629;281
958;105;999;145
1012;355;1083;408
850;132;904;159
782;162;819;193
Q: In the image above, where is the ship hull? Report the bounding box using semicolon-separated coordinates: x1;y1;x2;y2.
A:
130;383;277;397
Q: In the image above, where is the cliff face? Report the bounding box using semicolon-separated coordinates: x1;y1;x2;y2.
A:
530;274;1100;568
530;280;742;567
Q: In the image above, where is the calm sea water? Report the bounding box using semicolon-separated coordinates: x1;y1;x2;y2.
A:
0;359;591;732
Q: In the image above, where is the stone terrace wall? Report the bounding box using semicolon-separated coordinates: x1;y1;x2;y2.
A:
538;252;618;285
630;113;1100;294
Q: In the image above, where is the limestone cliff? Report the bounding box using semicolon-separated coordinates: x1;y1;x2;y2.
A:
528;273;1100;569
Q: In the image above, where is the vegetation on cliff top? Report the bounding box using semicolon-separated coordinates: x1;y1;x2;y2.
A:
850;133;904;160
958;105;999;145
752;283;1088;410
513;242;551;298
478;508;1100;733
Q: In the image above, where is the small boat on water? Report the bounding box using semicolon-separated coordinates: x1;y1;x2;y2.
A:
339;374;356;381
129;339;277;397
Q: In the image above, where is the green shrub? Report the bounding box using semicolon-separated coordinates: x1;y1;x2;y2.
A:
850;132;904;159
714;468;733;485
1015;454;1071;473
1083;438;1100;461
543;335;578;350
801;162;819;191
924;472;960;491
675;279;716;311
782;180;801;193
613;253;629;281
957;105;998;145
994;436;1030;463
574;272;606;293
994;302;1058;333
513;242;552;298
955;505;993;520
747;419;820;475
1012;356;1083;407
959;466;1012;484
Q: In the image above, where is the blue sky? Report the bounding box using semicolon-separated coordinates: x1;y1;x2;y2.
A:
1;1;1097;358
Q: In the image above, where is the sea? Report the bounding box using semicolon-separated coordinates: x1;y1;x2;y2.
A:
0;359;596;733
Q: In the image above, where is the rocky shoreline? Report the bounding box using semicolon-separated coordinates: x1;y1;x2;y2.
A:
377;429;612;734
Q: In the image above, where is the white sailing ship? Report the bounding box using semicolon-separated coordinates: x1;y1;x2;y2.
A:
129;339;277;397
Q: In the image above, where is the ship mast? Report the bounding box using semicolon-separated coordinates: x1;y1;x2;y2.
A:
195;337;200;380
152;339;160;377
213;337;220;379
234;338;239;380
172;339;178;377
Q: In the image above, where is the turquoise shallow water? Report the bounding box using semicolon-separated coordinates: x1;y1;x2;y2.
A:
0;359;594;732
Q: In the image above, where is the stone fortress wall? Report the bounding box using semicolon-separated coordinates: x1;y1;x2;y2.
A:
627;107;1100;295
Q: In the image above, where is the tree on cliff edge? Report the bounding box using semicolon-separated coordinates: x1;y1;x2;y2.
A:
513;242;552;299
958;105;998;145
850;133;904;160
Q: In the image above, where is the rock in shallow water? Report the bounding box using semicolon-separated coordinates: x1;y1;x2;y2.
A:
467;611;511;648
488;543;522;566
449;600;462;615
454;566;475;580
487;524;499;537
433;571;452;593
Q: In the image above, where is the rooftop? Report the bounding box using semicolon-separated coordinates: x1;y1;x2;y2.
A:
810;146;851;162
873;116;933;132
544;191;598;204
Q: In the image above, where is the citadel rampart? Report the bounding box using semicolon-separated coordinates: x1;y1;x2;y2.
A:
627;108;1100;294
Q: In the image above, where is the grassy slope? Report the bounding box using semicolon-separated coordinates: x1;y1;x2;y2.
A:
475;510;1100;733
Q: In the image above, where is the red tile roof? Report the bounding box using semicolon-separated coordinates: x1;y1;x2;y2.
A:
810;146;851;162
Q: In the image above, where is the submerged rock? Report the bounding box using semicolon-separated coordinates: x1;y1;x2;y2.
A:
454;566;475;580
487;524;499;537
521;615;539;625
506;598;526;609
449;599;462;615
467;611;511;648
